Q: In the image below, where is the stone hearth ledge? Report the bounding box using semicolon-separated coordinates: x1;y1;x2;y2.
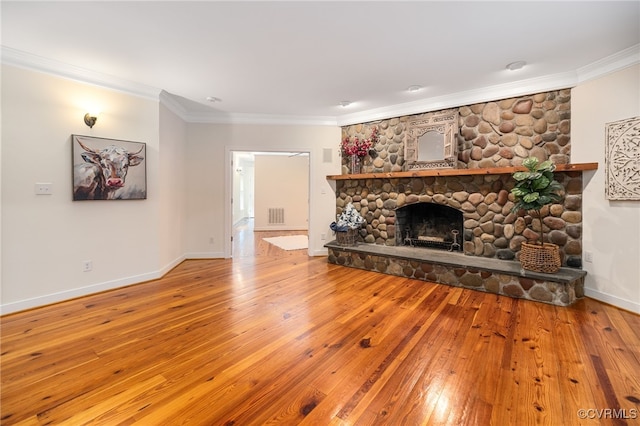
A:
325;241;586;307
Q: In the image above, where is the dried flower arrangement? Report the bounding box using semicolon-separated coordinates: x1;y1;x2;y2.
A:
341;126;379;158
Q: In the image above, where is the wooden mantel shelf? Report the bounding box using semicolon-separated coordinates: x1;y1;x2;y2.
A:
326;162;598;181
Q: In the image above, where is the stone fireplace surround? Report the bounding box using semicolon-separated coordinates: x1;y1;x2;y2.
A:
332;167;587;265
325;90;603;306
326;165;595;306
325;238;587;307
325;89;602;306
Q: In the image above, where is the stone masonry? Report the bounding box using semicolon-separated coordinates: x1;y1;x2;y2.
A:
335;171;583;268
336;88;583;267
331;89;586;306
341;89;571;174
326;244;585;306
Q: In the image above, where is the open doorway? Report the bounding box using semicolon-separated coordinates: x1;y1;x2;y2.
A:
228;150;310;258
232;151;256;227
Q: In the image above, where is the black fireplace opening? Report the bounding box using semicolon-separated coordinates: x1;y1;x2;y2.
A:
395;203;464;252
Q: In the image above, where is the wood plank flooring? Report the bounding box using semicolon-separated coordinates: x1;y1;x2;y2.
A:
2;221;639;425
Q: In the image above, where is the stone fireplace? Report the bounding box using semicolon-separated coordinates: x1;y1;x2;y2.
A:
325;166;593;306
332;170;585;265
326;89;597;307
396;203;463;252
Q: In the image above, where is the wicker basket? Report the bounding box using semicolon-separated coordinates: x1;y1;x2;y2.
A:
336;228;358;246
519;242;561;273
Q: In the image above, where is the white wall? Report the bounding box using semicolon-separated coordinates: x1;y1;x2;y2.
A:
185;123;341;258
158;102;188;273
254;154;309;231
572;64;640;313
1;65;164;313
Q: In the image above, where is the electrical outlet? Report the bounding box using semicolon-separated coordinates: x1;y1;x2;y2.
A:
321;233;326;240
35;183;53;195
83;260;93;272
584;251;593;263
209;237;214;244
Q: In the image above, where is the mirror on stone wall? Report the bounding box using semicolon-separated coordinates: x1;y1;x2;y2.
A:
404;109;458;170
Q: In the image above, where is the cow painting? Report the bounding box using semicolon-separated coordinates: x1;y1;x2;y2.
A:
72;135;146;200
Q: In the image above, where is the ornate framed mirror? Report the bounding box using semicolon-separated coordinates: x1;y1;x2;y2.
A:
404;109;459;170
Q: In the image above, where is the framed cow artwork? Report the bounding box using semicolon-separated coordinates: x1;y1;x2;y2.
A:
72;135;147;201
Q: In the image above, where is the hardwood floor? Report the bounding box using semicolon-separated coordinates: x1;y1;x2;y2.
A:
2;221;639;425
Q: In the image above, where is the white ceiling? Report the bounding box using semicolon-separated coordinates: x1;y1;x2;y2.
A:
2;1;639;126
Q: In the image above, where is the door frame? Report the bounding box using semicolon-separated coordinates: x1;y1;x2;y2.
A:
224;146;311;258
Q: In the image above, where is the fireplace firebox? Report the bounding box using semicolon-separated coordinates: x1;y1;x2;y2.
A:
395;203;463;251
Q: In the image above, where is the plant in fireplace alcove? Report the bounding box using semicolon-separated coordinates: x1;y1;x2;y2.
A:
510;157;564;243
510;157;565;273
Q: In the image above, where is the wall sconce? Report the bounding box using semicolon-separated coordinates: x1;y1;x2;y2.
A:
84;112;98;128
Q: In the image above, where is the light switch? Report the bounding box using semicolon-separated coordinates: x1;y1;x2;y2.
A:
35;183;53;195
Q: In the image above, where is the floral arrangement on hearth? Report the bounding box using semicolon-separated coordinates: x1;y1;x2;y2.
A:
330;203;364;231
340;126;379;158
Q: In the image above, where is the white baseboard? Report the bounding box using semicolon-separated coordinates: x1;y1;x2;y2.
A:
584;287;640;314
310;248;328;257
185;251;225;259
253;226;308;232
0;270;161;315
160;255;186;276
1;255;189;316
3;256;636;316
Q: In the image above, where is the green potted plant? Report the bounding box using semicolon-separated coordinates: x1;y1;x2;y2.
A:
510;157;564;273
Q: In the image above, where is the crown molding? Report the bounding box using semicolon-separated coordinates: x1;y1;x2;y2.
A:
576;43;640;83
184;110;338;126
335;70;579;127
158;90;338;126
158;90;190;118
335;44;640;127
1;46;162;101
4;43;638;127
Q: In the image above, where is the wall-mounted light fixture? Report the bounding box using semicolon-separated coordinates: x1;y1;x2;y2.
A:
84;112;98;128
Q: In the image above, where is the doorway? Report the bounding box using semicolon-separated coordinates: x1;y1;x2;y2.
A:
227;150;310;258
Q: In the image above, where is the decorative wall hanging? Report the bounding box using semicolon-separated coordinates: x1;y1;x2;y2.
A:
605;116;640;200
72;134;147;201
404;109;458;170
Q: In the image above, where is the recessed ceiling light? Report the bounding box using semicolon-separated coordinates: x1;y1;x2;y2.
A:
506;61;527;71
407;85;423;93
206;96;222;102
339;101;352;107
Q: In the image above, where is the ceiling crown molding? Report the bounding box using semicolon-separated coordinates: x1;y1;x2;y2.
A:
1;46;162;101
335;43;639;127
184;111;338;126
577;43;640;83
335;71;579;127
159;90;189;118
4;44;638;127
158;90;338;126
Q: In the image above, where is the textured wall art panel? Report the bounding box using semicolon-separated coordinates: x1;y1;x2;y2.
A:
605;116;640;200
